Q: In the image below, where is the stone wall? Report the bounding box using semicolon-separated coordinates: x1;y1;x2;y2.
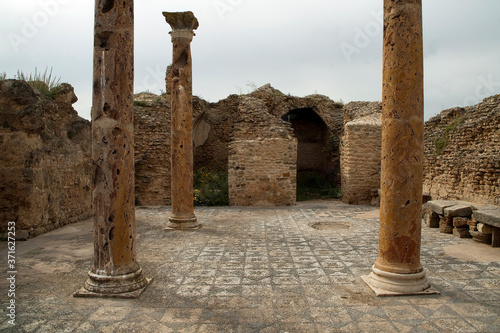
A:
134;84;343;206
133;93;208;206
340;102;382;205
133;93;172;206
0;80;91;238
228;97;297;206
424;95;500;206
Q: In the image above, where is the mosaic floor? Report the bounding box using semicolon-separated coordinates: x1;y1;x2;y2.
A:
1;200;499;332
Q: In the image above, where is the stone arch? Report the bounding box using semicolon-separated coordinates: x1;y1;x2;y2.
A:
281;108;329;175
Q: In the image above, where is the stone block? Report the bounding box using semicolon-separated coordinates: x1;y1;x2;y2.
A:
427;200;458;215
492;227;500;248
470;231;492;244
477;223;493;235
472;209;500;228
439;217;453;234
467;219;478;227
453;217;469;228
444;204;473;218
453;227;471;238
424;210;440;228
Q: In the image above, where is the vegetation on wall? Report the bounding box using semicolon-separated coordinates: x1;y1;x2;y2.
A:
434;116;464;154
296;171;341;201
14;67;63;99
193;167;229;206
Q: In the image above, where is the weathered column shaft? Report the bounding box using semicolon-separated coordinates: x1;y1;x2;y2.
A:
363;0;436;296
75;0;150;297
376;0;424;275
164;12;199;229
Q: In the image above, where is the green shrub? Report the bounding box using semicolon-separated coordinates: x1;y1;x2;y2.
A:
434;137;448;154
133;100;148;107
193;167;228;206
434;116;463;154
296;172;341;201
15;67;62;99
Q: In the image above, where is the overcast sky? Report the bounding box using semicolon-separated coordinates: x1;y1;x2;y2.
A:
1;0;499;121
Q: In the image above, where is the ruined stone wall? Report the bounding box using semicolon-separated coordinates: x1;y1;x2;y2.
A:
340;102;382;205
424;95;500;206
133;93;172;206
133;84;342;205
341;114;382;205
134;94;208;206
0;80;91;238
228;97;297;206
193;95;238;170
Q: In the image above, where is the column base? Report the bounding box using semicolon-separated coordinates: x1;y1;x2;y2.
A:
362;266;439;297
166;216;200;230
74;267;152;299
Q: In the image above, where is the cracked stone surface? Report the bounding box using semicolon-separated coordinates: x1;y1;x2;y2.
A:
1;200;499;332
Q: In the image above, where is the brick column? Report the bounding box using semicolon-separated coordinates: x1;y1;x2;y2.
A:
362;0;437;296
75;0;151;298
163;11;200;229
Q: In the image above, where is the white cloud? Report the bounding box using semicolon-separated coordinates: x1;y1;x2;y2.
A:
1;0;499;121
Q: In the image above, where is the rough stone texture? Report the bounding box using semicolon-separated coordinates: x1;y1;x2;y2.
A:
424;94;500;206
374;0;425;275
453;227;472;238
163;11;199;229
444;204;473;218
341;108;382;205
133;93;172;206
79;0;149;296
453;217;469;228
134;94;207;206
342;101;383;125
473;208;500;228
0;79;91;238
228;97;297;206
422;206;439;228
427;200;460;215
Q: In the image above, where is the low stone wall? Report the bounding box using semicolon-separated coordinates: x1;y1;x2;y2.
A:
0;80;91;238
228;138;297;206
341;103;382;205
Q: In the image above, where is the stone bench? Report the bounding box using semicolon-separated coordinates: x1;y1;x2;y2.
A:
472;208;500;247
423;200;500;247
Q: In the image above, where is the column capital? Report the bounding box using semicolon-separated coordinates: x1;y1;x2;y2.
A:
163;11;199;32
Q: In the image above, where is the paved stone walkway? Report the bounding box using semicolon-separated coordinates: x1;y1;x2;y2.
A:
1;200;500;332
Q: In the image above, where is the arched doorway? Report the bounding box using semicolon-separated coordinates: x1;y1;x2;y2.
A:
282;108;338;200
282;108;329;174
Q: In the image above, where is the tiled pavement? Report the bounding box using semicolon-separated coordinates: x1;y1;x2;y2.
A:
1;200;500;332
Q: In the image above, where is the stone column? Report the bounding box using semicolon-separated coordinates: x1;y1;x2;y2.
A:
163;11;200;229
75;0;150;298
362;0;437;296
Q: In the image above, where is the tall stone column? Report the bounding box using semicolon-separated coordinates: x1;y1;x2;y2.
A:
362;0;437;296
75;0;150;298
163;11;200;229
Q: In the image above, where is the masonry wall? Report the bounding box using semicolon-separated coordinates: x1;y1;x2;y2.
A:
133;84;342;206
341;113;382;205
0;80;91;238
229;139;297;206
423;95;500;206
228;97;297;206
